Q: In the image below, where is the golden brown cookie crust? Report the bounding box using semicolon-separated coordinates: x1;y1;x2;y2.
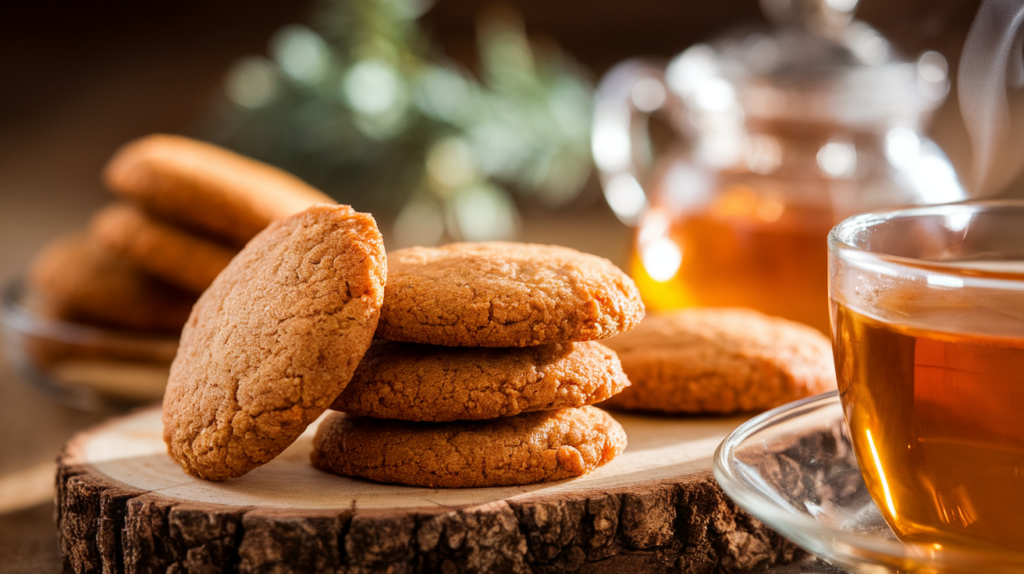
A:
602;308;837;414
162;204;386;481
331;340;630;421
311;406;626;488
27;234;194;332
90;203;237;295
378;242;644;347
104;134;334;246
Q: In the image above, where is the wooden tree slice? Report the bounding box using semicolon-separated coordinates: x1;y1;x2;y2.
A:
57;407;801;573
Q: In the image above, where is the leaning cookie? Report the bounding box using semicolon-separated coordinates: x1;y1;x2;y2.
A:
90;203;237;294
331;340;630;421
379;242;645;347
162;204;386;481
311;406;626;488
602;308;836;414
104;134;334;246
27;234;194;332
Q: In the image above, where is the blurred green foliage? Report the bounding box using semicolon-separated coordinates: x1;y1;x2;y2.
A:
211;0;594;245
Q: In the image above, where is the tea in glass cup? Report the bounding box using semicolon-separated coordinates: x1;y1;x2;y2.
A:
829;201;1024;553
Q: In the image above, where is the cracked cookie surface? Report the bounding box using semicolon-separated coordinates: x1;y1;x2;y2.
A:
311;406;626;487
603;308;836;414
378;242;644;347
331;340;630;421
162;204;386;481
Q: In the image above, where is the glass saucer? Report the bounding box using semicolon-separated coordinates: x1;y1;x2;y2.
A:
714;391;1024;574
1;278;177;411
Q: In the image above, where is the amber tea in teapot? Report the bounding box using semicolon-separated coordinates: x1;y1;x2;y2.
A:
594;0;964;331
631;183;835;332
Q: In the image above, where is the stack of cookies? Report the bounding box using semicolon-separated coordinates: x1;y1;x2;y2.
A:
312;242;644;488
161;228;645;489
26;134;333;334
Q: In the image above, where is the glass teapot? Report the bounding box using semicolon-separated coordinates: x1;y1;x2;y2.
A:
592;0;965;332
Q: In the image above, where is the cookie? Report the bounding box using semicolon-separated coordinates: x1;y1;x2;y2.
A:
104;134;334;246
162;204;386;481
27;234;194;332
602;308;837;414
331;340;630;421
311;406;626;488
90;203;237;294
378;242;644;347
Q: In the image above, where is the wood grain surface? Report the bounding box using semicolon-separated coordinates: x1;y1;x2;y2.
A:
57;407;803;573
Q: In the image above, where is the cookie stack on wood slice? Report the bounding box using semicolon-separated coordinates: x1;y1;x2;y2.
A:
313;242;646;488
27;134;334;333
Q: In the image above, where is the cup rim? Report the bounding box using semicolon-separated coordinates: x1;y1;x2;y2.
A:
828;199;1024;285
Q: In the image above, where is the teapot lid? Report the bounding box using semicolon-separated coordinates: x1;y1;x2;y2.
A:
666;0;949;128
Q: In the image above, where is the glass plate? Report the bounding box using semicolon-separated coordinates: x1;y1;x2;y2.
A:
714;391;1024;574
1;278;177;411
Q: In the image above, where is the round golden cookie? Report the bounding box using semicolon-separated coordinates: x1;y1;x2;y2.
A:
90;203;237;295
27;234;194;332
162;204;386;481
330;340;630;421
602;308;837;414
378;242;645;347
104;134;334;247
311;406;626;488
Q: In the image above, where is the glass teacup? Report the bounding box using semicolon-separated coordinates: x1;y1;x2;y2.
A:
829;200;1024;553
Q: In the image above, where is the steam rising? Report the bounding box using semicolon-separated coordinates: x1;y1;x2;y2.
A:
958;0;1024;197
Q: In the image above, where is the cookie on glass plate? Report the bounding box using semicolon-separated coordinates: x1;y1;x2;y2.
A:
90;203;236;294
27;233;194;332
104;134;334;246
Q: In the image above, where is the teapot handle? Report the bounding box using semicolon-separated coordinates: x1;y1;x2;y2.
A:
592;58;678;225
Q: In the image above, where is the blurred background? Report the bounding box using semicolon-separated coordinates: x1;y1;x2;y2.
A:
0;0;992;570
0;0;985;276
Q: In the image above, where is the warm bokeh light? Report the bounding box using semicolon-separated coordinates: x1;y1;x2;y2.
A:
816;141;857;178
